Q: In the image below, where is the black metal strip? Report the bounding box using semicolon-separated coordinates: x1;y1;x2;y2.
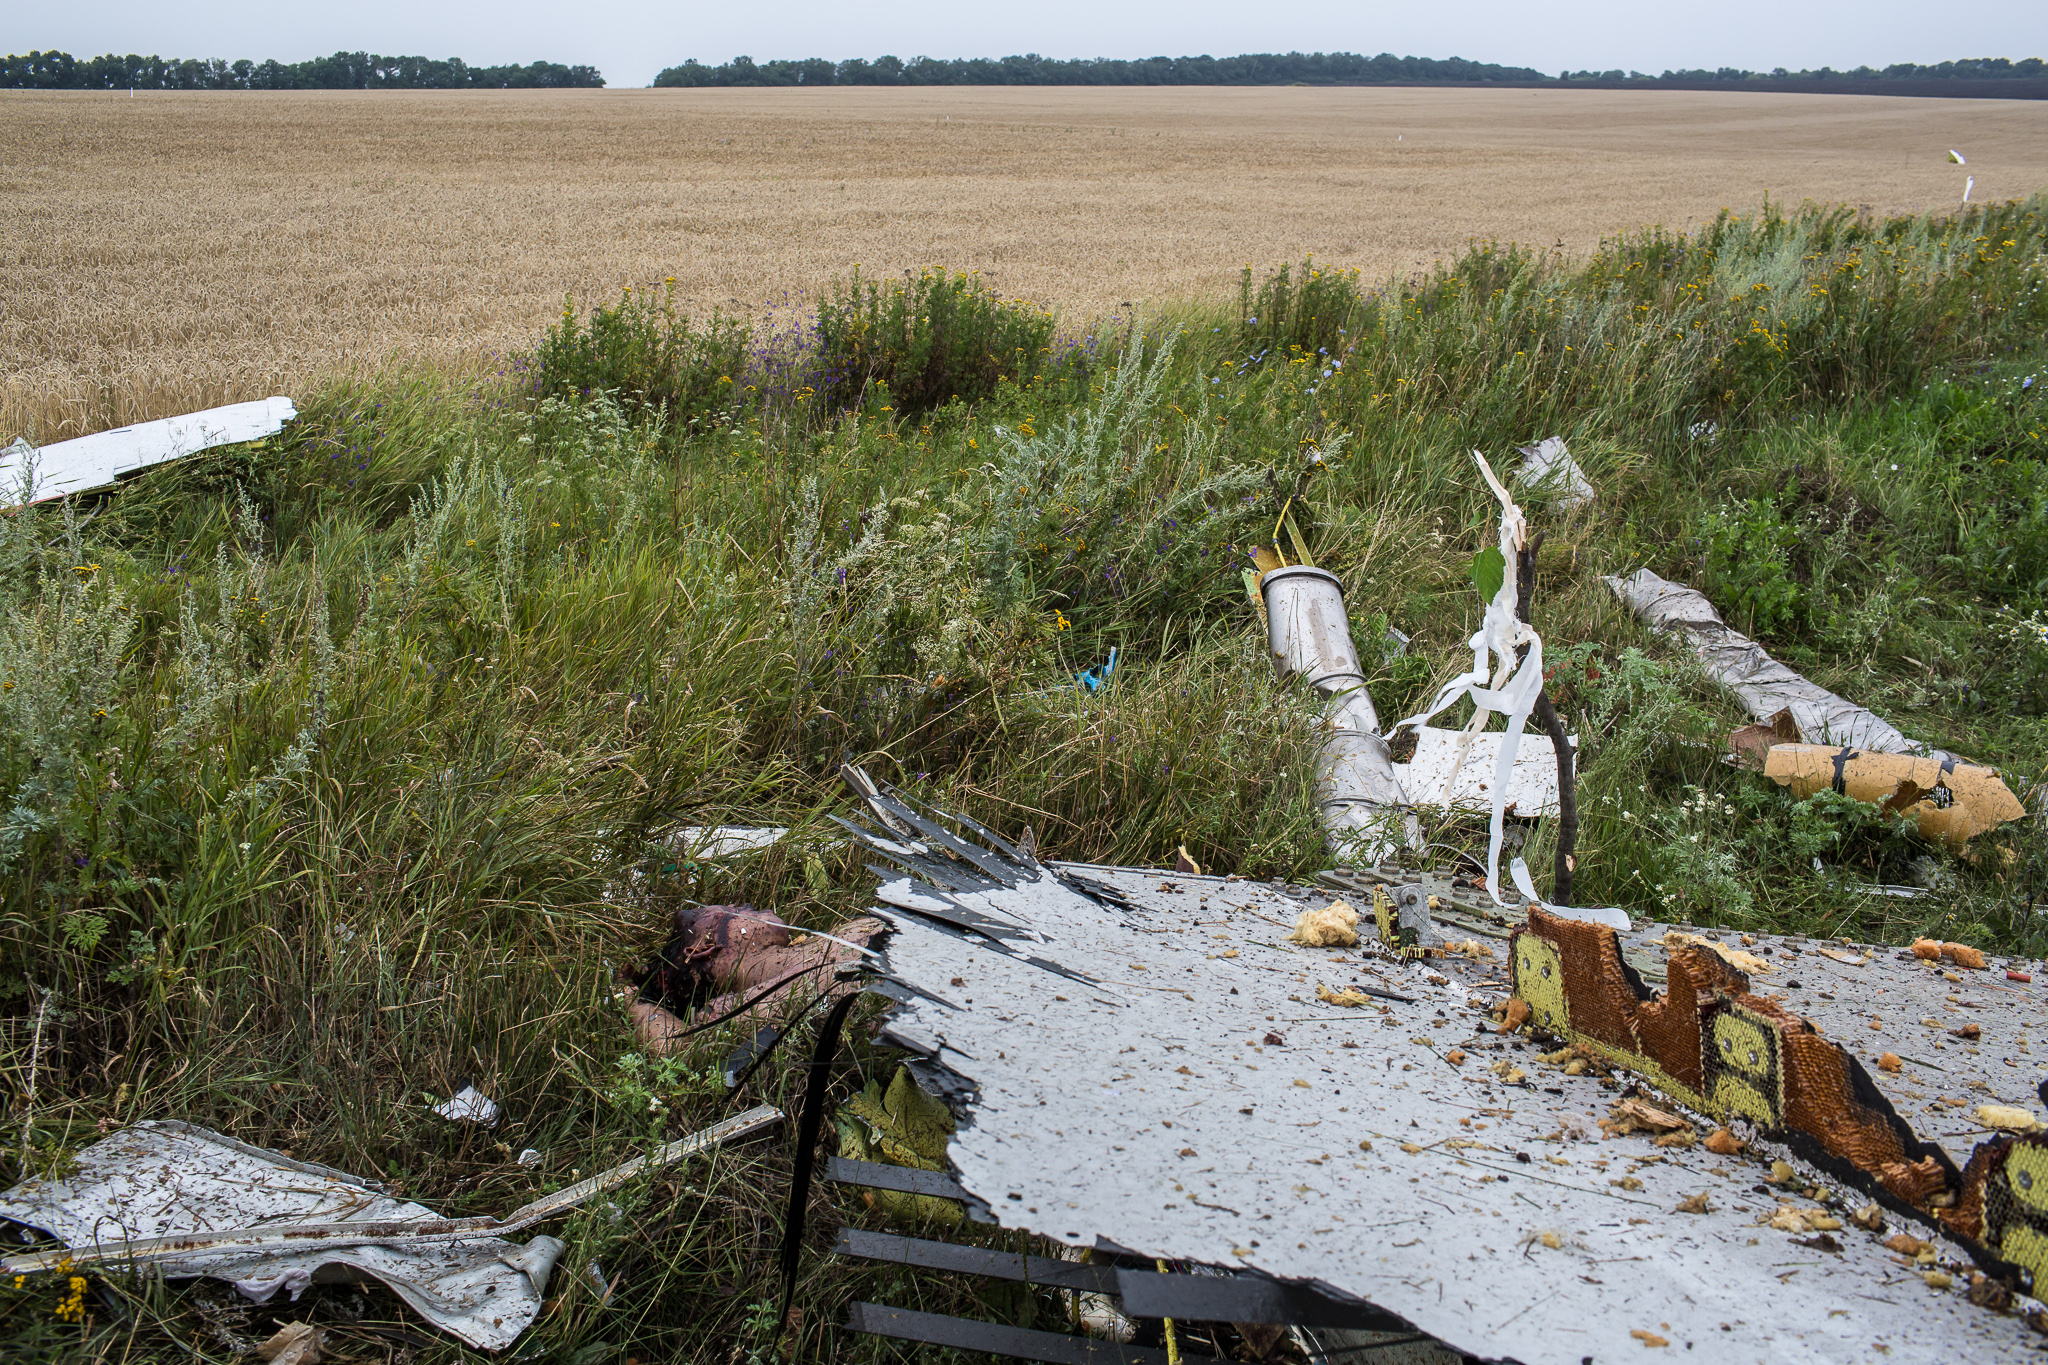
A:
827;813;923;855
824;1155;995;1224
1114;1271;1413;1332
825;1155;970;1200
932;803;1036;866
722;1026;783;1089
864;976;962;1012
870;905;1106;992
834;1228;1120;1294
862;846;1001;895
844;1302;1204;1365
1051;868;1134;911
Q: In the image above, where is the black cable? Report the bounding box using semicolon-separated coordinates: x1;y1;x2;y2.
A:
775;988;863;1336
645;958;837;1047
723;987;835;1097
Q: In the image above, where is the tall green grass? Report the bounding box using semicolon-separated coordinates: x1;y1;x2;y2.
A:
2;196;2046;1361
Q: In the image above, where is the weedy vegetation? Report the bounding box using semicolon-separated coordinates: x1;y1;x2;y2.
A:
2;198;2047;1360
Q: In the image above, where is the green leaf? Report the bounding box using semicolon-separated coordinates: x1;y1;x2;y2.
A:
1470;545;1506;604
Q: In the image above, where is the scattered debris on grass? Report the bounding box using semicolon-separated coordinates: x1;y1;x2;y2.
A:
1763;744;2025;847
662;825;792;860
1605;567;1952;757
1517;435;1596;512
430;1084;498;1125
1;396;296;506
0;1108;780;1349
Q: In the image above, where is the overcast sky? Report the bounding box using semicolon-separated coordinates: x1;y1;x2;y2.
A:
10;0;2046;90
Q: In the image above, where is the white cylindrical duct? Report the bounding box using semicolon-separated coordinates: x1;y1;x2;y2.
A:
1260;566;1410;862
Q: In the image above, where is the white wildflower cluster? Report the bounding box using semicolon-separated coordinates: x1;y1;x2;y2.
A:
1997;606;2048;654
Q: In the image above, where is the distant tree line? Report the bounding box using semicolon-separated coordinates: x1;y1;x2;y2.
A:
653;52;1547;87
0;50;604;90
652;50;2047;96
1567;56;2045;84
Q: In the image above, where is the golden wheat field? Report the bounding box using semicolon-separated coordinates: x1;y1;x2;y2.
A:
5;85;2048;440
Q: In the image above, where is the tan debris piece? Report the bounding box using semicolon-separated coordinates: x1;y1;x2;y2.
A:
1676;1193;1713;1214
1762;744;2025;847
1704;1128;1745;1156
1316;983;1375;1008
257;1323;322;1365
1604;1097;1692;1137
1498;998;1531;1034
1728;707;1803;770
1911;938;1944;960
1942;943;1987;971
1630;1328;1670;1348
1877;1052;1903;1073
1768;1206;1840;1234
1976;1104;2045;1133
1662;930;1772;975
1288;900;1361;948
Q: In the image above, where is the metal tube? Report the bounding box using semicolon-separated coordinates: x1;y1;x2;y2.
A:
1259;567;1411;862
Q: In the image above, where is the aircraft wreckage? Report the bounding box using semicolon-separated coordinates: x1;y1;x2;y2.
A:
804;455;2047;1363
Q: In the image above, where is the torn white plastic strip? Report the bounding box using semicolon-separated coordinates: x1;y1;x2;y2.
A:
431;1085;498;1124
2;397;296;507
1603;567;1947;757
1391;451;1544;906
1509;855;1630;931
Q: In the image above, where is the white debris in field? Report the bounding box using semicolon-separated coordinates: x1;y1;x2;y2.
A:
852;830;2048;1365
1604;567;1953;759
1516;436;1595;511
1391;450;1544;906
2;397;296;507
518;1148;542;1167
0;1120;558;1351
666;826;790;859
1396;726;1575;817
432;1086;498;1125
